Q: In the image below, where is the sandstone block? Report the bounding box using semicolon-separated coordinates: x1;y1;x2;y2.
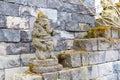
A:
30;64;63;74
89;51;106;65
98;38;113;50
0;29;20;42
58;50;83;68
21;54;36;66
59;69;72;80
105;50;119;62
98;62;113;77
0;55;20;69
29;59;59;67
73;38;97;51
0;70;4;80
21;30;32;42
5;67;29;80
42;72;58;80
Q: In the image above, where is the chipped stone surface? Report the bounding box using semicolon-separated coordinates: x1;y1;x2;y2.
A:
21;30;32;42
42;72;58;80
0;70;4;80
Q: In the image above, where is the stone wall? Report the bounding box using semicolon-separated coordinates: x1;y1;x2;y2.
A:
0;0;95;80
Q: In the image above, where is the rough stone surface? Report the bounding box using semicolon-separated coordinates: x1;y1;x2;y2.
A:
42;72;58;80
73;38;97;51
5;67;29;80
98;62;113;77
75;32;87;38
31;64;63;74
21;54;35;66
0;1;19;16
0;29;20;42
98;38;113;50
21;30;32;42
96;74;118;80
89;51;106;65
81;53;89;66
0;15;6;28
0;70;4;80
65;40;73;50
58;50;83;68
0;55;20;69
111;29;119;38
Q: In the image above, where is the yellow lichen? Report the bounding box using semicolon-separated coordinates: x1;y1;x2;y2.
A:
37;11;47;18
116;2;120;7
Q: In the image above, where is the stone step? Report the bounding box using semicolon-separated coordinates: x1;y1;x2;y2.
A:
85;26;120;38
58;50;119;67
13;60;120;80
73;38;120;51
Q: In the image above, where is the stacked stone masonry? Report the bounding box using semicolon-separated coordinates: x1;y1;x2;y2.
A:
1;0;120;80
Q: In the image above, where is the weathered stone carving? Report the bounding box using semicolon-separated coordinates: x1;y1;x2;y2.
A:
32;11;56;59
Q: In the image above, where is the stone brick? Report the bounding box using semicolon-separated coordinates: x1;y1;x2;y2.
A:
14;73;42;80
96;74;118;80
28;0;47;8
79;67;89;80
0;29;20;42
112;39;120;50
47;0;63;10
21;54;35;66
73;38;97;51
113;61;120;73
83;0;95;8
71;68;81;80
72;13;95;24
21;30;32;42
0;55;20;69
40;8;58;23
42;72;58;80
58;50;84;68
89;51;106;65
68;0;80;4
65;40;73;50
78;23;90;31
0;2;19;16
98;62;113;77
98;38;113;50
81;53;89;66
105;50;119;62
65;21;79;31
111;28;119;38
0;15;6;28
75;32;87;38
60;3;78;13
6;43;30;55
0;70;4;80
59;69;72;80
56;30;74;39
31;64;63;74
58;12;71;22
5;67;29;80
6;16;30;29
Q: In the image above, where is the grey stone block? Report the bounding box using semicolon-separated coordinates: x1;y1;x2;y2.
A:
0;29;20;42
0;2;19;16
89;51;106;65
105;50;119;62
73;38;97;51
96;74;118;80
0;70;4;80
0;55;20;69
112;39;120;50
68;0;80;4
83;0;95;8
98;62;113;77
47;0;63;10
58;50;82;68
65;40;73;50
58;12;71;22
71;68;81;80
21;30;32;42
111;28;119;38
0;15;6;28
113;61;120;73
98;38;113;50
42;72;58;80
59;69;72;80
6;43;30;55
81;53;89;66
75;32;87;38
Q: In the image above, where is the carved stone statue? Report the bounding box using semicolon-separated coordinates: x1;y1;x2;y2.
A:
32;11;56;59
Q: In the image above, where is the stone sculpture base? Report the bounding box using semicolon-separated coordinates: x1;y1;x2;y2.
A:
29;59;63;74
